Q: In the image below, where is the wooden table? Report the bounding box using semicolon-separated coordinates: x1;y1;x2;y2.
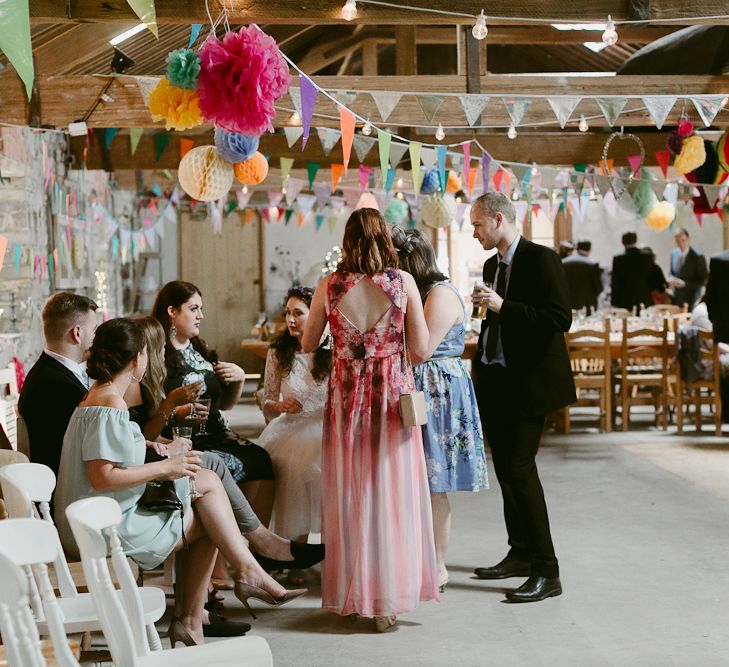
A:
240;339;272;360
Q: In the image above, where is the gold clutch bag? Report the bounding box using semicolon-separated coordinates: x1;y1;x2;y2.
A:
399;391;428;427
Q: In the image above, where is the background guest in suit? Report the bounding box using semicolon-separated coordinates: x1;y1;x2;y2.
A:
704;250;729;421
562;240;603;311
610;232;652;312
668;228;707;310
18;293;97;475
470;192;576;603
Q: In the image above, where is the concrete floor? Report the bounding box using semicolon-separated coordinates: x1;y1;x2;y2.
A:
164;400;729;666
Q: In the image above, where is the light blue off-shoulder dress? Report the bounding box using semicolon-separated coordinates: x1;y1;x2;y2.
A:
55;406;191;570
413;282;489;493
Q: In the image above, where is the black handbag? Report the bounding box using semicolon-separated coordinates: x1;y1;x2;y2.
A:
138;480;183;513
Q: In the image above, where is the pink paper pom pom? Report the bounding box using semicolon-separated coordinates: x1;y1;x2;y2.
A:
678;120;694;137
197;25;291;136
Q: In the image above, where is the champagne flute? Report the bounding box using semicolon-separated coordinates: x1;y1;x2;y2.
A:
197;398;212;435
171;426;202;499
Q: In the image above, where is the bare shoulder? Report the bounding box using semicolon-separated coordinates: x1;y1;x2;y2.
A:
398;269;418;290
82;389;127;411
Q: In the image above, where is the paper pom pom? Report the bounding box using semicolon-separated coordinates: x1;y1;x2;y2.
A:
667;131;683;156
234;152;269;185
197;26;291;135
633;178;659;217
148;78;202;131
646;201;675;231
717;130;729;173
166;48;201;90
214;128;260;164
420;193;456;228
674;135;706;175
686;139;720;185
178;146;234;202
385;198;409;225
678;120;694;137
446;171;462;193
355;192;379;210
420;168;440;195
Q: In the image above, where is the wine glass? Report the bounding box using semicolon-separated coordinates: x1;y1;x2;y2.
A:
171;426;202;499
196;398;212;435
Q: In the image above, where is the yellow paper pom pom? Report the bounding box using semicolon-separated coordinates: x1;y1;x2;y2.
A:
646;200;675;232
674;135;706;175
148;77;203;131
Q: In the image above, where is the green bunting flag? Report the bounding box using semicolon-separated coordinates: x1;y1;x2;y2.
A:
377;129;391;186
306;162;320;189
154;132;170;161
0;0;34;99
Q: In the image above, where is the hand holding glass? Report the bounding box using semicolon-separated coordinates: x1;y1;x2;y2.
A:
196;398;212;434
471;281;493;319
172;426;202;498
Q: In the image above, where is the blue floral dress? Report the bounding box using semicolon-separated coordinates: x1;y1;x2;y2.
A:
413;282;488;493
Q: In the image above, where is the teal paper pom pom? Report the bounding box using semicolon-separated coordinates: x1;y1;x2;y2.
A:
214;128;259;163
166;48;201;90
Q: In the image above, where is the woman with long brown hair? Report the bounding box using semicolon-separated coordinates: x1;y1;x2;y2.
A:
302;208;439;632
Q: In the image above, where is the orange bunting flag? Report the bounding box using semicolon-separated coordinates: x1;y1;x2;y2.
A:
467;168;478;196
180;138;195;160
599;159;613;176
331;164;345;192
503;171;512;196
0;235;7;272
339;108;356;172
298;212;304;226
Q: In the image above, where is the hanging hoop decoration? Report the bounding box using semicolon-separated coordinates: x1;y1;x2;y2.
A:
601;131;645;179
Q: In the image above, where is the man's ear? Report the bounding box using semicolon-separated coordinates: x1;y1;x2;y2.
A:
69;325;81;345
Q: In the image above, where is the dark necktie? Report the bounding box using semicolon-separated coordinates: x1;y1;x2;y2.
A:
485;261;508;362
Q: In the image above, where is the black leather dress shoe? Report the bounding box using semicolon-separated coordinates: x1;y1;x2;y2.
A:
473;557;531;580
203;612;251;637
504;575;562;603
254;542;325;572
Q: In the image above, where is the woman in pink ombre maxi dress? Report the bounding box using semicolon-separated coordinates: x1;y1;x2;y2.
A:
302;208;439;631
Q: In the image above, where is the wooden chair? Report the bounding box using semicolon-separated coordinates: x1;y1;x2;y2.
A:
564;318;612;432
644;304;687;317
66;496;274;666
617;318;670;431
676;329;723;437
0;520;81;667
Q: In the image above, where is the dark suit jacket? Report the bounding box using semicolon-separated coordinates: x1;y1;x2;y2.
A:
611;247;653;311
670;246;708;309
18;352;87;476
475;238;576;416
705;250;729;344
562;254;603;310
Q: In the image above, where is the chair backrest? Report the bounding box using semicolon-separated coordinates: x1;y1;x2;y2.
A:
620;317;669;374
645;304;683;316
0;463;77;598
0;363;19;451
0;520;80;667
65;497;150;665
566;318;611;374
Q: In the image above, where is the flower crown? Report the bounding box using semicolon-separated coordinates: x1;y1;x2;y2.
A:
286;285;314;302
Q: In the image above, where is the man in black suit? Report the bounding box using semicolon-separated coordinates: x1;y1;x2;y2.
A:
18;293;97;476
562;240;603;311
470;192;576;603
705;250;729;420
610;231;653;312
668;228;707;310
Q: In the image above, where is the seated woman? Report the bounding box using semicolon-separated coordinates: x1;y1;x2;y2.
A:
124;316;324;578
55;318;306;646
152;281;274;524
392;227;489;591
254;287;331;584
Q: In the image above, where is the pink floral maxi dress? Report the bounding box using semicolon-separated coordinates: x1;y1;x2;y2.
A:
322;269;439;617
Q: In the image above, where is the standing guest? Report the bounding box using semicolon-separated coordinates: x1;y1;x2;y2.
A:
152;282;275;524
302;208;439;632
668;228;707;310
562;240;603;312
610;231;653;312
470;192;575;603
705;249;729;420
19;293;97;476
557;240;574;261
392;227;488;593
254;286;331;585
642;246;669;305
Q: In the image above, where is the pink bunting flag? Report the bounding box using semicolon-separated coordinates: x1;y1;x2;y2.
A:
359;165;372;192
462;143;470;183
627;154;642;178
299;76;318;150
493;168;503;193
339;107;356;172
0;235;7;273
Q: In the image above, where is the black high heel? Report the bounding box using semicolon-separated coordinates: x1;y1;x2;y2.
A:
253;541;325;572
234;582;307;620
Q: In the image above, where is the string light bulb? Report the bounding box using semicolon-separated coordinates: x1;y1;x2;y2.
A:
507;124;517;139
530;163;539;176
362;118;373;135
472;10;488;40
395;177;404;189
578;115;589;132
435;123;445;141
242;185;248;194
341;0;357;21
602;15;618;46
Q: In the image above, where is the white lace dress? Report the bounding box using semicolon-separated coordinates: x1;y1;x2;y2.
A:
255;350;328;539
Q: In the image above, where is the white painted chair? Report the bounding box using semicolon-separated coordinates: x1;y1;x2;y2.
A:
0;520;81;667
0;362;20;450
0;462;165;650
66;496;274;666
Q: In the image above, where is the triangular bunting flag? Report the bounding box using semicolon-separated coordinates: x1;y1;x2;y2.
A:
511;165;529;186
502;97;530;126
105;128;119;149
300;76;318;149
655;150;670;178
691;96;726;127
285;178;305;206
594;174;611;196
126;0;158;37
436;146;447;192
236;188;253;209
663;182;679;206
331;164;345;192
358;166;372;193
627;154;642;177
316;128;341;157
420;147;437;169
417;95;445;123
339;107;356;171
650;180;667;199
642;96;676;130
599;159;614;177
462;143;471;182
284;126;304;148
377;130;392;185
328;216;338;233
280;157;294;182
315;214;325;231
306;162;320;189
703;184;721;208
268;190;284;208
513;200;528;225
602;190;617;217
467;168;477;195
289;87;302;116
596;97;628;126
333;90;357;107
371;91;402;122
482;153;492;193
135;76;160;106
297;193;317;218
314;182;331;208
459;94;489;126
373;189;392;212
409;142;422;194
189;24;203;47
611;176;626;201
0;0;34;98
385;168;396;193
179;138;194;160
389;142;409;168
352;135;377;163
154;132;169;160
129;128;144;155
547;96;581;129
284;208;294;225
343;186;361;208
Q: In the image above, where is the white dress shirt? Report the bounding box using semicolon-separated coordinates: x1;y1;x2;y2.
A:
44;349;91;389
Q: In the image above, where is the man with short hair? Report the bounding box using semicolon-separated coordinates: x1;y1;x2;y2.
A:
562;240;603;311
18;293;97;475
610;231;653;312
668;228;707;310
705;249;729;421
469;192;575;603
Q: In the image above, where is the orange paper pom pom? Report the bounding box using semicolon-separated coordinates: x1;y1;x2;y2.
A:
148;77;203;131
234;151;269;185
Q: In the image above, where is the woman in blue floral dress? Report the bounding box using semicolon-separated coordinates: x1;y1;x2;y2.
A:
392;227;488;591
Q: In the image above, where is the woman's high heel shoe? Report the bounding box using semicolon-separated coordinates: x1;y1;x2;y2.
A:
374;615;397;633
234;582;307;620
253;542;325;572
168;618;204;647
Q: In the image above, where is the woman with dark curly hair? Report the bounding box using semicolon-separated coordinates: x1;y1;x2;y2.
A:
254;286;331;584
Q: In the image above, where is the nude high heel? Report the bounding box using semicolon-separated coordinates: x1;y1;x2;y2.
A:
233;582;307;619
374;615;397;632
168;618;204;647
